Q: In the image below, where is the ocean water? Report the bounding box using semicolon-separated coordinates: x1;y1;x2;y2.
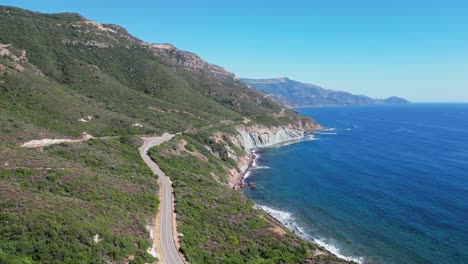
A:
243;104;468;264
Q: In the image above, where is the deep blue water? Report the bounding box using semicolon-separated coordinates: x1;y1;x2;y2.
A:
244;104;468;264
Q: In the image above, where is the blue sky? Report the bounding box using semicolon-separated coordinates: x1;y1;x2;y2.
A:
2;0;467;102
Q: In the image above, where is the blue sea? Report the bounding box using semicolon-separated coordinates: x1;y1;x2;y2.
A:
243;104;468;264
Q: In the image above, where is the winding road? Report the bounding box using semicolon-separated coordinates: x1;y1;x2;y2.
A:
139;133;185;264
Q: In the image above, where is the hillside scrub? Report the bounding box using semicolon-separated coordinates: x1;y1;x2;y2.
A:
0;6;329;263
149;133;350;264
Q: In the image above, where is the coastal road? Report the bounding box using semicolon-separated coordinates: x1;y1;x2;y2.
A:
139;133;185;264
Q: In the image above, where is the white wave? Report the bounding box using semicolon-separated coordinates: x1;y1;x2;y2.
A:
345;128;352;131
252;165;270;170
243;150;263;183
252;159;258;167
242;171;252;183
251;150;259;167
258;205;292;223
305;134;319;141
258;205;364;264
313;239;365;264
318;132;337;135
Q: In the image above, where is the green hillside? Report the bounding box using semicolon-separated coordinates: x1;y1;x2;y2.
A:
0;6;348;264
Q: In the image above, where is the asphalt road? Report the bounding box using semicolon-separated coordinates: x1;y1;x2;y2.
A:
139;133;185;264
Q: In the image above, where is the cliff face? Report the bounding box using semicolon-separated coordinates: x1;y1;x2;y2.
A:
234;126;310;151
142;42;236;80
222;121;321;190
231;117;322;151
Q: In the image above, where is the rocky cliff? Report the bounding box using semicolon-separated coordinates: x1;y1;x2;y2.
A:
233;121;322;151
142;42;236;80
221;121;321;190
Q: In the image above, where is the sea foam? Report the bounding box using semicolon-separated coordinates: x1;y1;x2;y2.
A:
243;150;261;182
316;127;338;135
242;171;252;183
253;165;270;170
258;205;364;264
313;239;365;264
304;134;319;141
251;150;259;167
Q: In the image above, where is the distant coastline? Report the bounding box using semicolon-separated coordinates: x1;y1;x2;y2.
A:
242;77;410;108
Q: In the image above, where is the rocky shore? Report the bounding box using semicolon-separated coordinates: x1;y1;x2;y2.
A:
228;122;322;190
228;124;361;263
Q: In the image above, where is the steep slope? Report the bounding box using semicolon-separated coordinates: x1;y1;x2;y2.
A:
242;77;410;108
0;6;347;264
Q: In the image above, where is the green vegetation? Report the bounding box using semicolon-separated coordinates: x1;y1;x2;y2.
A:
0;6;308;140
0;5;341;264
0;138;158;263
149;133;349;263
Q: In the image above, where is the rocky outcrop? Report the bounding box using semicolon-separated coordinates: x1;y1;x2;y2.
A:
63;39;111;48
0;43;36;73
142;42;236;80
232;120;322;152
223;121;321;190
234;126;304;151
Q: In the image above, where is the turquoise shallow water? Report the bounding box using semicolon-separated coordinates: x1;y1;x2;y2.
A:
243;104;468;264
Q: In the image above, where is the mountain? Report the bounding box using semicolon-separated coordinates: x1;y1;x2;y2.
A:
242;77;410;108
0;6;349;264
383;96;411;104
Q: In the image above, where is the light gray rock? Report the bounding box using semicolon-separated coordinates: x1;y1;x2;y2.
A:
233;126;306;151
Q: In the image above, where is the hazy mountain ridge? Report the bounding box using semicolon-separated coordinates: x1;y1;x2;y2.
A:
242;77;410;108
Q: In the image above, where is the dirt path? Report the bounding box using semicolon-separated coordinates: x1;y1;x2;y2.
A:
20;133;94;148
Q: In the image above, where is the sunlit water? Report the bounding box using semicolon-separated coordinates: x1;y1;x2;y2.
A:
244;104;468;264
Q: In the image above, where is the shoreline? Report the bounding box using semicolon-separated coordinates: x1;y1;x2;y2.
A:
257;205;364;264
241;150;258;185
230;150;255;190
234;132;315;190
236;134;364;264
